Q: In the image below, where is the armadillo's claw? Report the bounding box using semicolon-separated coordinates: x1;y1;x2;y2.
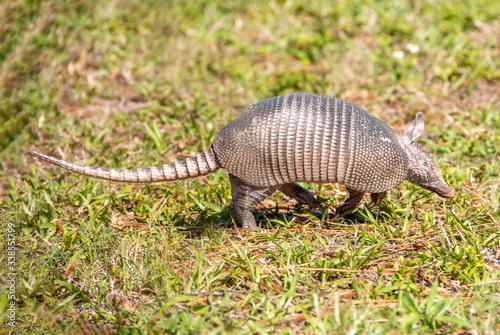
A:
313;200;326;212
369;191;387;207
333;188;365;218
278;183;326;212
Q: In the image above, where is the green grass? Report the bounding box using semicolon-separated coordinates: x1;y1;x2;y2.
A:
1;0;499;333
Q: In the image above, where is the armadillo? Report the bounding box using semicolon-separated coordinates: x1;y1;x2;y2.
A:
28;93;454;228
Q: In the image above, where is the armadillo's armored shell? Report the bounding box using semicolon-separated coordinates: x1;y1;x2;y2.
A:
213;93;408;193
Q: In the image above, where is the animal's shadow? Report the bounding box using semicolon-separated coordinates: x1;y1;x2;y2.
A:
180;202;396;233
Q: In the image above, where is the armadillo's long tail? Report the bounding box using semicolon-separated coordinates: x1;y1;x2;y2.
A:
27;147;221;183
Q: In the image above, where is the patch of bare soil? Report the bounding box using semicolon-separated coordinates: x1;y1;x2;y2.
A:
350;80;500;133
55;52;149;118
57;94;149;118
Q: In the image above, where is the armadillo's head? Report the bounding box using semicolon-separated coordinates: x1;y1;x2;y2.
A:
400;112;454;198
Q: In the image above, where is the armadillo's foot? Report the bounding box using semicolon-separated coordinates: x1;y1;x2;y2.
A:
334;188;364;218
369;191;387;207
229;174;277;229
230;206;257;229
279;183;325;211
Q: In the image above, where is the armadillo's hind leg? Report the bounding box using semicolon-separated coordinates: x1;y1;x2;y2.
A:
369;191;387;207
334;188;364;218
229;174;277;229
279;183;325;211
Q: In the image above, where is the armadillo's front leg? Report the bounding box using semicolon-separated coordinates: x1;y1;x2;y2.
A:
369;191;387;207
229;174;277;229
279;183;325;211
334;188;364;218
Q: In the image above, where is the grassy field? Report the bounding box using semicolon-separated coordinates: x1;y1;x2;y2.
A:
1;0;499;333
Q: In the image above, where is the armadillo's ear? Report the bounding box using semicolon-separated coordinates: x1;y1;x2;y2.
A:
403;112;425;141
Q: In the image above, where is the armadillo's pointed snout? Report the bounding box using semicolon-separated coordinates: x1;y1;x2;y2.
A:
435;183;454;198
440;188;455;198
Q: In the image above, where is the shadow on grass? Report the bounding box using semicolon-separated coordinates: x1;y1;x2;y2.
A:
161;201;404;237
